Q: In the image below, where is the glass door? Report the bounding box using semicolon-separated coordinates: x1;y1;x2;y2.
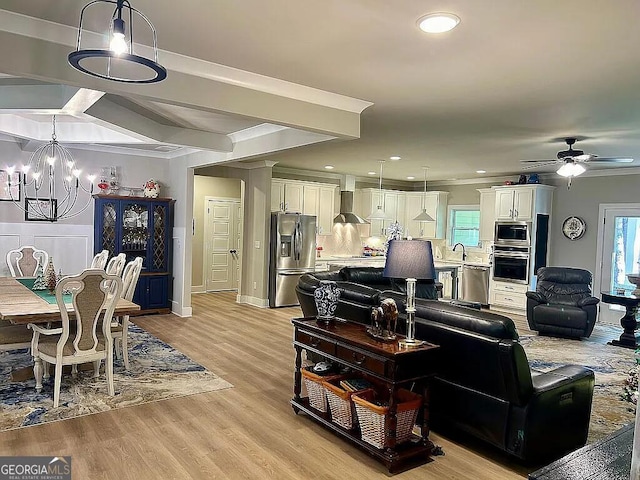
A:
121;201;150;271
597;206;640;323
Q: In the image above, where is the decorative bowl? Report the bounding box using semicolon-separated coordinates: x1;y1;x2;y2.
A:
627;274;640;296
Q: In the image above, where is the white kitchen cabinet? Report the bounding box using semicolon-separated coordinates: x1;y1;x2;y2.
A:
271;179;304;212
489;280;528;311
317;185;337;236
357;189;405;237
493;185;553;221
478;188;496;241
273;179;336;235
302;184;319;216
404;192;448;239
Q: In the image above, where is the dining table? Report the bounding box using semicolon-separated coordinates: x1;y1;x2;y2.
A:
0;276;141;325
0;276;141;383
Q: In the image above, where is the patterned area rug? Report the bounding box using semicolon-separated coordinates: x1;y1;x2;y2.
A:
520;325;636;444
0;325;233;431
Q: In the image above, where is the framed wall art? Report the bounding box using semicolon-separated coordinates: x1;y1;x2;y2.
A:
25;198;57;222
0;169;20;201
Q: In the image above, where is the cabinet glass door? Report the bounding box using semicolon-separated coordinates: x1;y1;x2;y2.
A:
121;201;150;270
152;203;168;271
98;200;118;257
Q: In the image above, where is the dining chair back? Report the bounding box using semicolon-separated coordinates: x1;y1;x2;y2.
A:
6;246;48;277
106;253;127;276
91;250;109;270
112;257;143;370
28;269;123;408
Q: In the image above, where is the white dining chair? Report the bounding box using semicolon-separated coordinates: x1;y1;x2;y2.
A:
6;246;48;277
111;257;143;370
91;250;109;270
28;269;123;407
106;253;127;276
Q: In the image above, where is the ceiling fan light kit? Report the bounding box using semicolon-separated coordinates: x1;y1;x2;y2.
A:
68;0;167;84
521;137;634;189
557;161;586;178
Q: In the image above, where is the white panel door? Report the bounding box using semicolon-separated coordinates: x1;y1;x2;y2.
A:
317;186;335;236
513;188;534;221
206;199;241;291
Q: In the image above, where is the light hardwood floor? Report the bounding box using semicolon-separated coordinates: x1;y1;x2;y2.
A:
0;293;566;479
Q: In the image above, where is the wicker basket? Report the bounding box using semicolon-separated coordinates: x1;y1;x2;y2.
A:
352;388;422;449
301;366;339;413
322;378;360;430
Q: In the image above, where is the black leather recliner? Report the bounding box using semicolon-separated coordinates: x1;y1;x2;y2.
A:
526;267;600;339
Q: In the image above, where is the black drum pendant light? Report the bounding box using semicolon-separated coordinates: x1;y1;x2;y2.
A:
68;0;167;84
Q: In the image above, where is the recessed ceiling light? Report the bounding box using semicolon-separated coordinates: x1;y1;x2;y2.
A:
324;165;334;170
476;170;486;174
368;171;377;175
389;156;401;161
407;176;415;180
417;13;460;34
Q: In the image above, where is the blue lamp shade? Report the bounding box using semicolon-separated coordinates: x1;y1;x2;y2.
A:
383;240;436;280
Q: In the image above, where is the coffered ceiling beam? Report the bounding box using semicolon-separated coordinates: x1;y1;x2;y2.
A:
0;25;365;140
85;97;234;152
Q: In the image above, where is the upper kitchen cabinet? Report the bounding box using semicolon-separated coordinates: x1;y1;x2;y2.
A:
478;188;496;241
357;189;406;237
272;179;337;235
493;185;553;221
271;179;303;213
404;191;448;239
302;183;337;236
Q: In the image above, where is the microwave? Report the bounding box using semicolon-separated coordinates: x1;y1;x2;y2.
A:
494;221;531;246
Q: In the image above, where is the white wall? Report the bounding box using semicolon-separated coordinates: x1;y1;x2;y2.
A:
0;139;170;275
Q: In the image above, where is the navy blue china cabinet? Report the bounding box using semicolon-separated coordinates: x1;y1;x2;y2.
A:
93;194;175;313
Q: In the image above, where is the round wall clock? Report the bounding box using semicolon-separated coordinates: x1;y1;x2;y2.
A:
562;216;586;240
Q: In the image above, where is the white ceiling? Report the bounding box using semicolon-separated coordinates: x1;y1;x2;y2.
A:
1;1;640;181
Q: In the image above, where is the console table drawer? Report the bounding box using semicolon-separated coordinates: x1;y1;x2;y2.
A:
296;330;336;356
336;344;388;376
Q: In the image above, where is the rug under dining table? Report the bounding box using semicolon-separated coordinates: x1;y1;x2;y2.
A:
0;325;233;431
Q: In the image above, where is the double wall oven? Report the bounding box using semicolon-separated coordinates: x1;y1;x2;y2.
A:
493;221;531;284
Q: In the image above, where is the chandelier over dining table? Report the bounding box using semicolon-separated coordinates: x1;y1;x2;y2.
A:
5;116;95;222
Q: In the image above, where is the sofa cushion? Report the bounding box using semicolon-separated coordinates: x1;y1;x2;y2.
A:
339;267;393;291
334;281;380;306
532;304;588;330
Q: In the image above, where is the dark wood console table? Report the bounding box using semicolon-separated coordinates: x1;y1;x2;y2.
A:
291;317;440;473
601;291;640;349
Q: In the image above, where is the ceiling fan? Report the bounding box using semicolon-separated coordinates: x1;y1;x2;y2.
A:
521;137;634;188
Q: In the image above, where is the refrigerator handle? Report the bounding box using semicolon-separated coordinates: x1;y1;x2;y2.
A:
294;219;302;261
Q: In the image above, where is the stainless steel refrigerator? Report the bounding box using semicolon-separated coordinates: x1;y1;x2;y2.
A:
269;212;317;307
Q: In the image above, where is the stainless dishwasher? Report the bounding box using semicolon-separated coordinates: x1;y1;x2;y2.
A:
461;264;490;306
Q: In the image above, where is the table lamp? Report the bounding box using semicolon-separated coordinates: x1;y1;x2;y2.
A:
383;239;436;347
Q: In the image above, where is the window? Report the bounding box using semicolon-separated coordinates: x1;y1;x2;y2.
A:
448;206;481;248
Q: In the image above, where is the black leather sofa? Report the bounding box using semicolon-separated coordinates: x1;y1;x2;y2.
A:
296;267;595;463
526;267;600;339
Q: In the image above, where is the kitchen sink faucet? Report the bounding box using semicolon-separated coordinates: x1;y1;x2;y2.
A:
453;243;467;262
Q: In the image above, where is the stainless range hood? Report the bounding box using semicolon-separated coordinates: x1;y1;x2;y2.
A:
333;191;369;224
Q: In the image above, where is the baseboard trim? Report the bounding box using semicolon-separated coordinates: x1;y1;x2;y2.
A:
237;295;269;308
171;301;193;317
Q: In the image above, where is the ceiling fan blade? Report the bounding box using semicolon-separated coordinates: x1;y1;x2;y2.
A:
521;161;558;170
520;159;558;164
582;157;634;164
573;154;594;161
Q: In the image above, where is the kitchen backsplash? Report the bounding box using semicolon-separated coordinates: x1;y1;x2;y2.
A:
317;224;491;264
